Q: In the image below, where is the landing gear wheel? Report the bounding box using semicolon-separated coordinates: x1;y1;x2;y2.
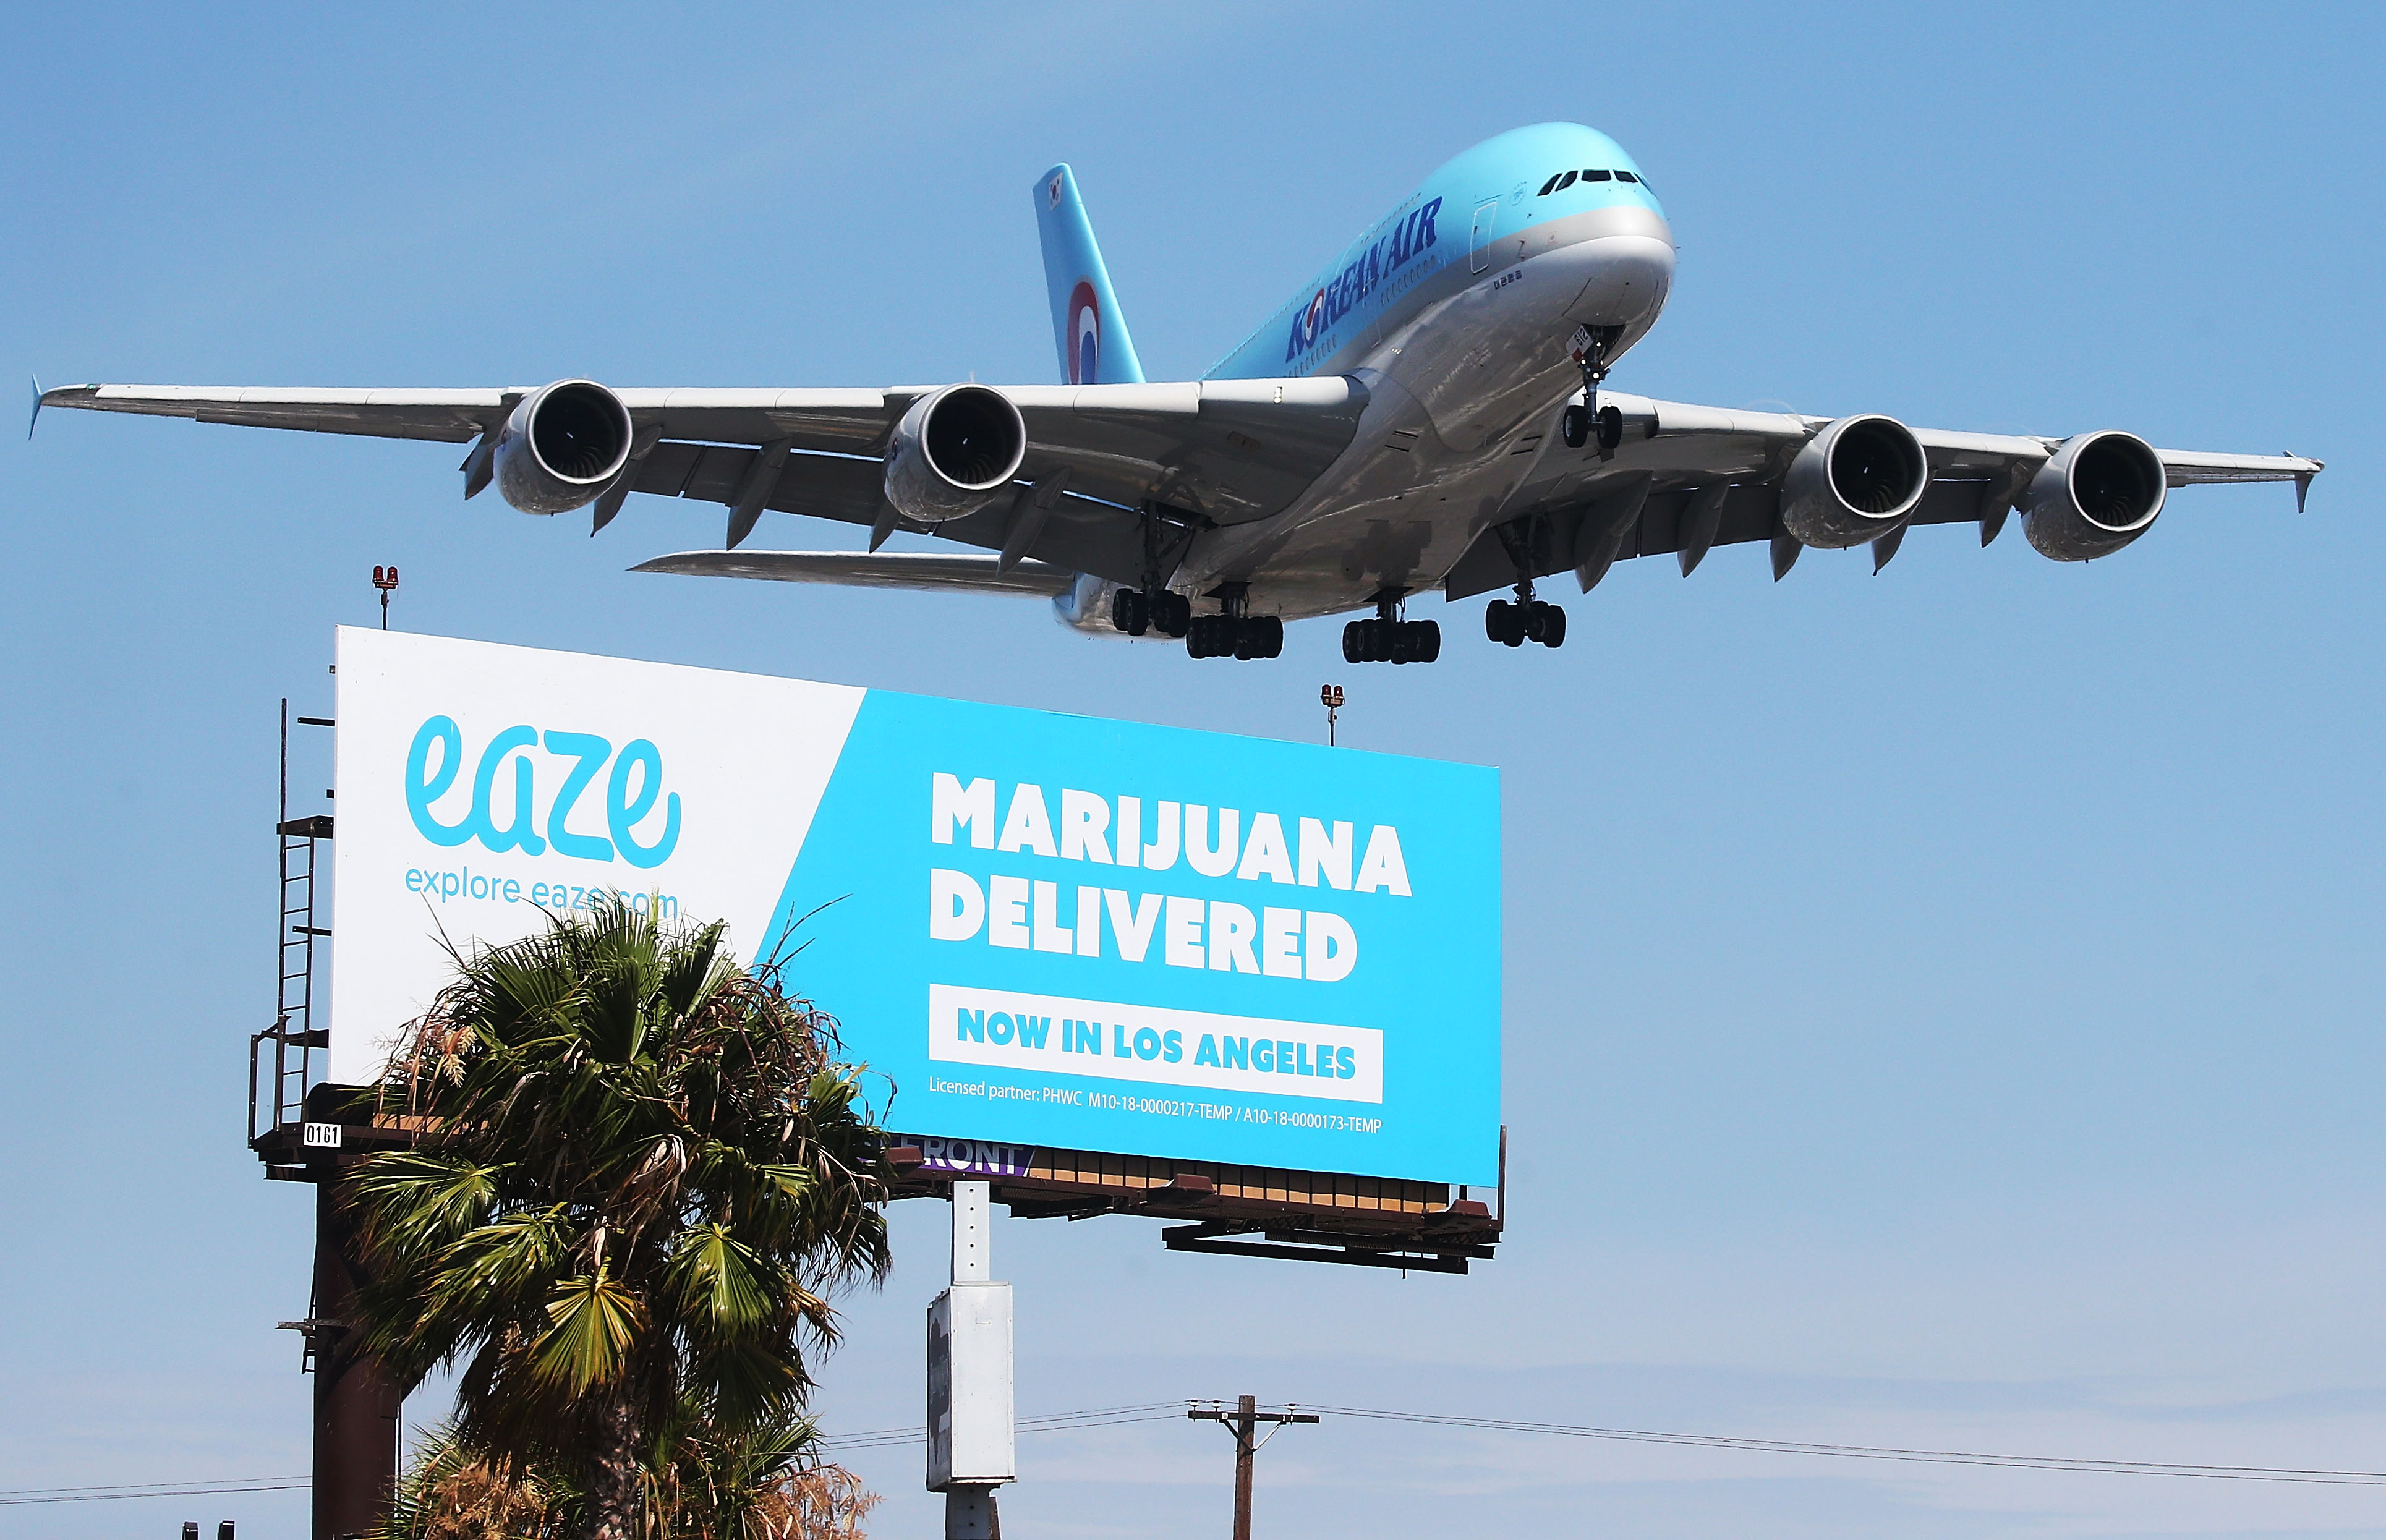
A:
1153;590;1190;638
1485;599;1512;643
1191;612;1283;660
1539;604;1566;649
1346;616;1437;663
1111;587;1149;636
1596;404;1624;454
1561;404;1590;450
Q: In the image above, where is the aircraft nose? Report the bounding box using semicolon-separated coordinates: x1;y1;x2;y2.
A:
1564;230;1676;329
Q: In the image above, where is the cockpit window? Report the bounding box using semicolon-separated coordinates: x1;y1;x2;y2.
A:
1544;167;1650;195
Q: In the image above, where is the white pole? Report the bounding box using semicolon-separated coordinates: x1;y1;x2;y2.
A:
937;1179;1009;1539
952;1178;990;1282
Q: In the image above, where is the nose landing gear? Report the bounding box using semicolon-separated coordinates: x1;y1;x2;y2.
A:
1342;591;1441;664
1559;401;1624;455
1559;325;1628;457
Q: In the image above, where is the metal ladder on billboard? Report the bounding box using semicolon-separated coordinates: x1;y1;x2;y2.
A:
247;691;409;1540
251;699;334;1155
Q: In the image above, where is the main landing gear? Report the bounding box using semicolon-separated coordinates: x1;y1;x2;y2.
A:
1486;579;1565;649
1117;584;1282;658
1111;584;1189;639
1342;592;1440;664
1188;611;1283;659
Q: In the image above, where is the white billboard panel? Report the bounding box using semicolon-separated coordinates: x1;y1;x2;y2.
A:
328;627;1502;1183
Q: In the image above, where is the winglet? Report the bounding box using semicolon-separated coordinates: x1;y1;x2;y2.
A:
26;376;39;440
1034;164;1146;386
2291;454;2312;513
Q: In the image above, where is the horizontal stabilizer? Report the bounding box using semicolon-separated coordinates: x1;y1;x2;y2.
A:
631;550;1076;597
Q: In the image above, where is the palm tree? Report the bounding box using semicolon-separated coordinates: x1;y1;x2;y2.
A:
375;1400;883;1540
346;896;892;1540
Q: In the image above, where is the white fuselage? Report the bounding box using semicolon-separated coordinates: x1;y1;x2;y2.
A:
1058;202;1676;633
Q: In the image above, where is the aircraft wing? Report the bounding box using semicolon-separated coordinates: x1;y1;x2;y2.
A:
34;378;1371;585
1441;393;2324;597
628;550;1076;597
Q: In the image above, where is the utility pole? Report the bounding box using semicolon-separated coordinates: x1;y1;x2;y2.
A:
1188;1395;1316;1540
1319;684;1343;746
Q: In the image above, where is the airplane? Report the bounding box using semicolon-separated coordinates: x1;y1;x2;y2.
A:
33;122;2320;665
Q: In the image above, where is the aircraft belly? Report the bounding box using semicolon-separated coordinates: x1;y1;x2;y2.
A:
1177;375;1541;621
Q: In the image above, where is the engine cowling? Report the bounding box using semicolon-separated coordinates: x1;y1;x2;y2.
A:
495;380;633;515
1780;414;1930;549
884;385;1027;524
2022;431;2167;561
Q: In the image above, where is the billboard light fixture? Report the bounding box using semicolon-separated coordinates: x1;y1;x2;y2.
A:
370;564;399;629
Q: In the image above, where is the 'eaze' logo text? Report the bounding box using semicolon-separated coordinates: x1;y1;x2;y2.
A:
403;715;681;868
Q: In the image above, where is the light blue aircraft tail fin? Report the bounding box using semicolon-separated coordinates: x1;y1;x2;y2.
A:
1034;164;1145;386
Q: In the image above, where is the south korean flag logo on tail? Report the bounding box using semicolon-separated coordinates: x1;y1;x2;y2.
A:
1067;279;1101;385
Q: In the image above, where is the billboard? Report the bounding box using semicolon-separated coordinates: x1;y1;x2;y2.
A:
330;628;1501;1183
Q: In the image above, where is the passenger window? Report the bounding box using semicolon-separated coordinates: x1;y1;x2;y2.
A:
1616;171;1640;184
1581;168;1613;182
1538;173;1563;196
1554;169;1577;191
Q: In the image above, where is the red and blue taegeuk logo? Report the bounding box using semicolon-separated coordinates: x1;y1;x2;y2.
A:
1067;279;1101;385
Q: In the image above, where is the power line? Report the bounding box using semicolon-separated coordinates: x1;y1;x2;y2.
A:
32;1395;2385;1504
830;1400;2386;1487
1308;1405;2386;1488
0;1479;311;1506
820;1402;1187;1451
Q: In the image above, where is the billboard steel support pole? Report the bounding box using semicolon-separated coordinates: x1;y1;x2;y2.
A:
310;1176;402;1540
933;1179;1013;1540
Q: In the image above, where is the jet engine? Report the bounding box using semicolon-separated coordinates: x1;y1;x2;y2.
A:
1779;414;1930;549
2022;431;2167;561
495;380;634;515
885;385;1027;523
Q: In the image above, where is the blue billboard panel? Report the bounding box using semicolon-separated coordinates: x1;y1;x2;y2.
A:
767;693;1499;1185
333;631;1501;1185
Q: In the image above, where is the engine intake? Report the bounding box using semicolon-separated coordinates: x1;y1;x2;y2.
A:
1780;414;1930;549
2022;431;2167;561
495;380;633;515
885;385;1027;524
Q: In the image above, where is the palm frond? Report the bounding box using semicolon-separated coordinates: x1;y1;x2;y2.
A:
532;1269;648;1394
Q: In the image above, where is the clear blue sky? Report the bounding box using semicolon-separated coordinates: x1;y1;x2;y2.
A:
4;4;2380;1536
